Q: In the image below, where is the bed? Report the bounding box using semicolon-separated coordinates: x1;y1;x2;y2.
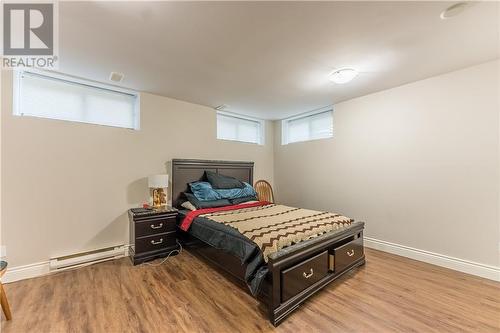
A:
172;159;365;326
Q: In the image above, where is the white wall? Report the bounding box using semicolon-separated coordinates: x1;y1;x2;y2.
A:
2;60;499;280
0;70;274;268
274;60;500;267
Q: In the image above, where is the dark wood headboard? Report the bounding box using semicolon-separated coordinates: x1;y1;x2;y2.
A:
171;159;254;208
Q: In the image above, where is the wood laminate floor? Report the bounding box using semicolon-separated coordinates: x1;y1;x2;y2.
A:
1;248;499;333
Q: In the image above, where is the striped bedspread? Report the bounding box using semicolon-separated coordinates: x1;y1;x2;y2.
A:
197;203;353;261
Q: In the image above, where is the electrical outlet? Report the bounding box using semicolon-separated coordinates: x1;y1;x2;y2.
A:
0;246;6;258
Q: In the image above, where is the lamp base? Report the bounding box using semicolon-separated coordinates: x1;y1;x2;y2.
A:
151;188;167;208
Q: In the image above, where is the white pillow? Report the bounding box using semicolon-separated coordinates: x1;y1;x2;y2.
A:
181;201;197;211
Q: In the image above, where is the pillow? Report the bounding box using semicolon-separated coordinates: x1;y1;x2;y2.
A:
230;195;259;205
189;181;222;201
181;200;197;211
184;192;231;209
205;171;244;189
215;182;257;200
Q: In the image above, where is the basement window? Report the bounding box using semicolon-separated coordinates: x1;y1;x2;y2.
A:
217;111;264;145
13;70;140;130
282;108;333;145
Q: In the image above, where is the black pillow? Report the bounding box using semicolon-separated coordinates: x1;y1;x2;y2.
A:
205;171;245;189
184;192;231;209
230;195;259;205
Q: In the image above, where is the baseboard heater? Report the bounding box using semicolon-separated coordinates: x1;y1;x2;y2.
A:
49;245;127;271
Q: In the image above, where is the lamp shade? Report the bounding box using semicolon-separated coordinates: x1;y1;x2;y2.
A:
148;174;168;188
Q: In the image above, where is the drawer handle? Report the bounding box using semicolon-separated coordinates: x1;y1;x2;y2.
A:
303;268;314;279
151;238;163;245
347;249;355;257
150;223;163;229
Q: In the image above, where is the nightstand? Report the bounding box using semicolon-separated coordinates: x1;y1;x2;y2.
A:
128;206;180;265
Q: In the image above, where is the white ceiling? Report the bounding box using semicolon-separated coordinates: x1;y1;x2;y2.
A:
59;1;499;119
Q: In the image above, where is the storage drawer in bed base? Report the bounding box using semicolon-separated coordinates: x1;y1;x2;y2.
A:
268;226;365;327
333;236;364;273
279;235;364;304
281;251;329;302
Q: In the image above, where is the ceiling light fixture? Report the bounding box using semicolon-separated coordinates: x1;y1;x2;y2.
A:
440;2;468;19
329;68;358;84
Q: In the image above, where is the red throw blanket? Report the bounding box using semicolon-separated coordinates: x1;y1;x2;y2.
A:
179;201;270;231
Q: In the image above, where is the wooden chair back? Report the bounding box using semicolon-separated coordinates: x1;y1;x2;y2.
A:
254;180;275;203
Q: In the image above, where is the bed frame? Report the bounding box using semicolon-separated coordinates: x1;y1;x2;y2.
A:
172;159;365;326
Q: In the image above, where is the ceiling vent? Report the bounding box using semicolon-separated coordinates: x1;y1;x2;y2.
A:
109;72;124;82
215;104;229;111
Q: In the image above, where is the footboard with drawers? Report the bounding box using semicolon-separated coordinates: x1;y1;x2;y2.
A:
267;222;365;326
182;224;365;326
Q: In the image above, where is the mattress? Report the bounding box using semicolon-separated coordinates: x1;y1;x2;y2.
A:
199;203;353;261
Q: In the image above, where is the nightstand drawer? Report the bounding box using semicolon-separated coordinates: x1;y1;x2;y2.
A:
135;232;177;253
135;217;176;238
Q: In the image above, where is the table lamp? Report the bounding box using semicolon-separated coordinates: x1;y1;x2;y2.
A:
148;174;168;208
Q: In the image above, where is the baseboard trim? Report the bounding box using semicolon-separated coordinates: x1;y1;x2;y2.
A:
5;241;500;283
3;261;51;283
364;237;500;282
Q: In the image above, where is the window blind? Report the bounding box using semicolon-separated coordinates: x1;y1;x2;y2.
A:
217;112;263;145
14;71;139;130
282;109;333;144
